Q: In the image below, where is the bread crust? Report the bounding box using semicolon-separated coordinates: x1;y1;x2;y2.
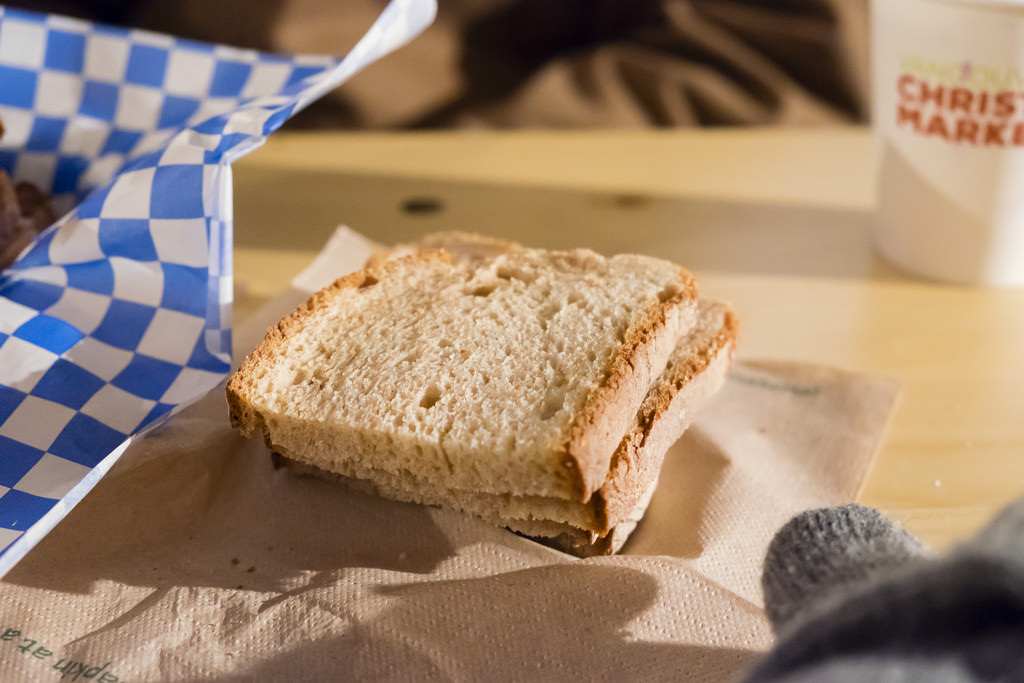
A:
262;300;738;556
227;236;735;556
365;231;522;270
504;302;738;553
226;250;455;439
361;231;706;503
229;244;700;504
593;303;739;532
564;266;698;501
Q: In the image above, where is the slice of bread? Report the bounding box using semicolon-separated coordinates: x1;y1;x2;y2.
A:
228;244;700;507
281;296;737;557
360;233;737;554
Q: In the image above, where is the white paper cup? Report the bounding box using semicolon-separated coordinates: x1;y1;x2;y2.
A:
872;0;1024;286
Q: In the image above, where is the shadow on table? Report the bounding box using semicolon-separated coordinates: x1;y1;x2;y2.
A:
234;166;899;281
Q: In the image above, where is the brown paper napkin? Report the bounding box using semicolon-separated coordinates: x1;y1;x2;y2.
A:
0;229;899;682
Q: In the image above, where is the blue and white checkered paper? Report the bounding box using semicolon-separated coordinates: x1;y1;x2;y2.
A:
0;0;436;575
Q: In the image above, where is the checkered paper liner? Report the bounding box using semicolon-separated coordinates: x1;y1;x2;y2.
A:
0;0;436;576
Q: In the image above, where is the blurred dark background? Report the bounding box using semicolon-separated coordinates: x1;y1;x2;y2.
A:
8;0;868;130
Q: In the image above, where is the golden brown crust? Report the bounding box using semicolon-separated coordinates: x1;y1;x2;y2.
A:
226;233;737;557
564;265;699;501
502;303;738;555
364;231;523;270
267;300;737;556
363;247;406;270
359;232;705;505
592;304;739;533
225;250;455;439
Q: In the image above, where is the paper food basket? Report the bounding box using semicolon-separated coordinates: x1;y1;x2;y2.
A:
0;0;436;577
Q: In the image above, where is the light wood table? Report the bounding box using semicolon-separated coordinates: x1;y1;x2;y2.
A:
232;126;1024;552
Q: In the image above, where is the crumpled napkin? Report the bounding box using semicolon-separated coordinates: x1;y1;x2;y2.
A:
0;226;899;681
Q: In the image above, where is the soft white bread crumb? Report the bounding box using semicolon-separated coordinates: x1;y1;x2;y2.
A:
228;246;699;504
281;297;737;555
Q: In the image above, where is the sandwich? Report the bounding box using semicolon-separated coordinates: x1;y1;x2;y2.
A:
227;232;737;555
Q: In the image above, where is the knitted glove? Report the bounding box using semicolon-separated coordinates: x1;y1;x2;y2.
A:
745;498;1024;682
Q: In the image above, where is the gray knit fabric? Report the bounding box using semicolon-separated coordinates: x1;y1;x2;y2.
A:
745;497;1024;682
761;504;928;634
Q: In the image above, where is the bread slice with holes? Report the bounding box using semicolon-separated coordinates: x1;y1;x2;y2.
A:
229;245;697;498
509;297;736;554
227;240;736;555
354;232;738;555
282;296;737;556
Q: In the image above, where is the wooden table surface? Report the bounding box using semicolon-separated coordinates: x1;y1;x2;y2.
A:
231;126;1024;552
